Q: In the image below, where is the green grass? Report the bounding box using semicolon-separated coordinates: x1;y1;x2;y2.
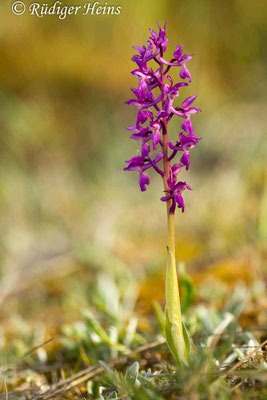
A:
0;251;266;400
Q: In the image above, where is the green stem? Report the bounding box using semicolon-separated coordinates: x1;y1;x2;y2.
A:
168;212;176;256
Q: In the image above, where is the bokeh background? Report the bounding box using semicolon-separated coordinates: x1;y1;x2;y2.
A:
0;0;266;360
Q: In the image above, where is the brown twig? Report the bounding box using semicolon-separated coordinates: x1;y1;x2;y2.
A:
21;337;56;361
224;339;267;376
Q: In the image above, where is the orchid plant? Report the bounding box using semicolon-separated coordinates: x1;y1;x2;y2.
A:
124;23;201;365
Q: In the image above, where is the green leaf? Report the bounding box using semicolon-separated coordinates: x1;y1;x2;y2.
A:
99;360;114;380
123;317;138;347
165;307;179;364
128;361;139;380
164;247;190;366
84;311;128;353
182;321;191;361
165;307;188;366
106;392;118;399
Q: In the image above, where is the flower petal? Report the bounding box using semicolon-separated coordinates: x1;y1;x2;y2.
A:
161;194;172;202
181;119;194;134
187;106;201;115
180;65;191;82
142;142;151;157
173;45;183;60
175;193;185;212
182;95;197;108
180;152;190;170
139;172;150;192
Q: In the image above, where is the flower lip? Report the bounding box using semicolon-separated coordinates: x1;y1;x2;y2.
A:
139;172;150;192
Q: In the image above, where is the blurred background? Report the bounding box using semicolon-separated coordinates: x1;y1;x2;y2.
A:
0;0;266;364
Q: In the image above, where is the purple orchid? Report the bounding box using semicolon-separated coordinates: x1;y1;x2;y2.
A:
158;44;193;82
124;22;201;214
161;180;192;214
170;95;201;135
169;132;201;170
124;151;164;192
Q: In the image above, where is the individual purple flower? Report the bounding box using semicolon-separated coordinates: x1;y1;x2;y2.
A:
170;163;183;181
170;95;201;134
125;110;153;138
131;45;155;73
150;120;161;149
139;172;150;192
124;22;201;214
126;111;164;151
124;151;163;192
158;44;193;82
131;70;153;94
163;77;188;113
161;180;192;213
169;132;201;170
125;89;163;110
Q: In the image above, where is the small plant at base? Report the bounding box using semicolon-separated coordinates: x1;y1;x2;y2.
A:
124;22;201;366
